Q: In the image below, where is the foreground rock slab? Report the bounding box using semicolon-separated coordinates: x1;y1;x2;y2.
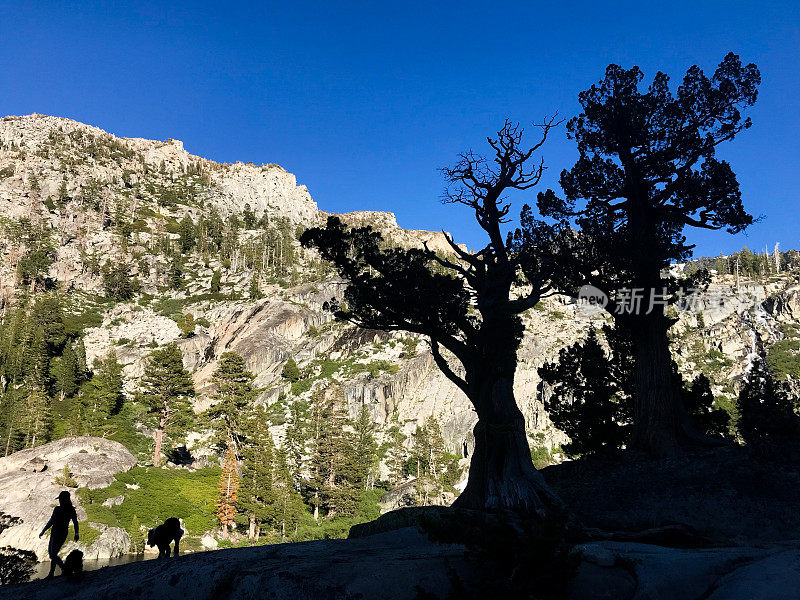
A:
4;524;800;600
0;528;483;600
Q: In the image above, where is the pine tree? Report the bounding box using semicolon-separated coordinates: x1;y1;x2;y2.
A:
272;445;304;538
178;214;196;255
129;515;146;554
737;358;800;457
74;336;88;381
217;446;240;539
204;352;257;453
409;417;449;505
281;357;300;383
386;426;407;486
242;204;257;230
309;384;358;518
352;405;378;491
23;383;52;448
249;275;261;299
176;313;195;338
83;352;124;435
102;261;140;301
168;257;183;290
0;387;26;456
284;399;309;482
210;269;222;294
539;54;760;456
52;343;78;399
238;406;275;539
139;343;194;466
681;374;730;439
539;328;632;457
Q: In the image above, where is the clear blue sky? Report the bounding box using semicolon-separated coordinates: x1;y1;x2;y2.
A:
1;1;798;256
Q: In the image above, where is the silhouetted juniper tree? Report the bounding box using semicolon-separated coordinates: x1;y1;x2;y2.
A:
301;120;567;516
538;53;760;456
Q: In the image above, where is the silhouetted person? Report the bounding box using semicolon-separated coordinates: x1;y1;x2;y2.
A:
39;490;79;578
147;517;183;558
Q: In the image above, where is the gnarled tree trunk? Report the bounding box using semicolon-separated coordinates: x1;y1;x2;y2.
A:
453;375;563;518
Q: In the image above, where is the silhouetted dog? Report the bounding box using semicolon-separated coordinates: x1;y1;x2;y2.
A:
62;549;83;582
147;517;183;558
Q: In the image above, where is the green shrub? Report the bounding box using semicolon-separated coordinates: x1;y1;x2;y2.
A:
78;465;222;538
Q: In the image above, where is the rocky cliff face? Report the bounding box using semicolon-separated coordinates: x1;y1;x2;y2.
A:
0;437;136;560
0;113;798;472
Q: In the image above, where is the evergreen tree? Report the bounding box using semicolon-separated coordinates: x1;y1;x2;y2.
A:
0;387;26;456
168;257;184;290
737;358;800;457
300;120;567;515
272;445;304;538
242;204;257;229
210;269;222;294
74;336;89;381
387;426;407;486
540;327;728;456
539;328;632;456
309;384;358;518
52;342;78;399
217;446;240;539
83;352;124;435
57;178;70;205
176;313;195;338
249;275;261;299
409;417;449;505
102;261;140;301
13;218;56;292
238;406;275;539
204;208;224;252
178;214;196;254
281;357;300;383
284;399;309;482
681;374;730;439
129;515;146;554
204;352;257;453
352;405;378;490
139;343;194;466
539;53;760;456
26;326;50;390
23;383;52;448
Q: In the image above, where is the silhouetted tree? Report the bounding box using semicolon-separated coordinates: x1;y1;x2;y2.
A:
539;327;632;456
539;53;760;456
681;373;729;439
301;120;567;516
737;358;800;457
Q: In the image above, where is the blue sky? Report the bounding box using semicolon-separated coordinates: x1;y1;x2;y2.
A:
1;1;798;256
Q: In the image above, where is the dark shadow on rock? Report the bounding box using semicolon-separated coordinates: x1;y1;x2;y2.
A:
350;506;578;599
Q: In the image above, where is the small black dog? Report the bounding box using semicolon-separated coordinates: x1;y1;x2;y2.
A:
62;549;83;582
147;517;183;558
